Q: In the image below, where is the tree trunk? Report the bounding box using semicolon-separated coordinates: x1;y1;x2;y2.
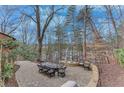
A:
38;40;42;59
83;5;88;62
35;5;42;59
0;45;4;86
0;45;2;84
89;19;102;43
83;26;87;62
108;6;118;48
105;5;119;48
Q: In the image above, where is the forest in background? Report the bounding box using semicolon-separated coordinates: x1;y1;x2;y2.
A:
0;5;124;63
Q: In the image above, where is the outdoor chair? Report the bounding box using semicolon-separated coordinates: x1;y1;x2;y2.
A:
37;64;44;73
58;66;66;78
83;61;91;70
42;66;50;73
38;68;43;73
47;69;56;77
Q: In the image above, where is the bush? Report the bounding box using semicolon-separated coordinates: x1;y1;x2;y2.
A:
116;48;124;66
0;38;18;82
13;43;38;61
2;63;13;80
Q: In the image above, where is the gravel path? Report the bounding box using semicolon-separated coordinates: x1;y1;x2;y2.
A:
15;61;92;87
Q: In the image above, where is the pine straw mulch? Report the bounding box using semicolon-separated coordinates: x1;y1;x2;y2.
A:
97;63;124;87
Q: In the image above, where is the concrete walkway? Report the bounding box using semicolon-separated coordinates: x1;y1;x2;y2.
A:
15;61;92;87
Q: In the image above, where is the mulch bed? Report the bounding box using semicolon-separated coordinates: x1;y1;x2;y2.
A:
97;63;124;87
5;65;20;87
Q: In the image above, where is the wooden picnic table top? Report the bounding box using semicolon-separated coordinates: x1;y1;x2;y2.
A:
40;62;63;69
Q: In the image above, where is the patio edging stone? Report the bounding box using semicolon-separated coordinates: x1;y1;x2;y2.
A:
86;63;99;87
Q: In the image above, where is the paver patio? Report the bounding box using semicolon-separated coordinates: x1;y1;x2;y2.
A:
15;61;92;87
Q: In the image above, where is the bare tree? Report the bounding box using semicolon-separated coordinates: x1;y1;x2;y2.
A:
23;5;63;60
65;5;78;61
0;6;22;34
19;16;36;45
104;5;119;48
78;5;102;61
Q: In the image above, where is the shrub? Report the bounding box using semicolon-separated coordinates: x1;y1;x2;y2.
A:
13;43;38;61
2;63;13;80
116;48;124;66
0;38;18;83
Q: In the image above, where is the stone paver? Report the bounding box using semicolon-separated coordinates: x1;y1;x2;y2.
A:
15;61;92;87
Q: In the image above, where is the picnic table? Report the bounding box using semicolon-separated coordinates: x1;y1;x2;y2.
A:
41;62;61;69
37;62;66;77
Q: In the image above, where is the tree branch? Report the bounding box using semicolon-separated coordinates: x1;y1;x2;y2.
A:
40;7;63;41
22;12;37;23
